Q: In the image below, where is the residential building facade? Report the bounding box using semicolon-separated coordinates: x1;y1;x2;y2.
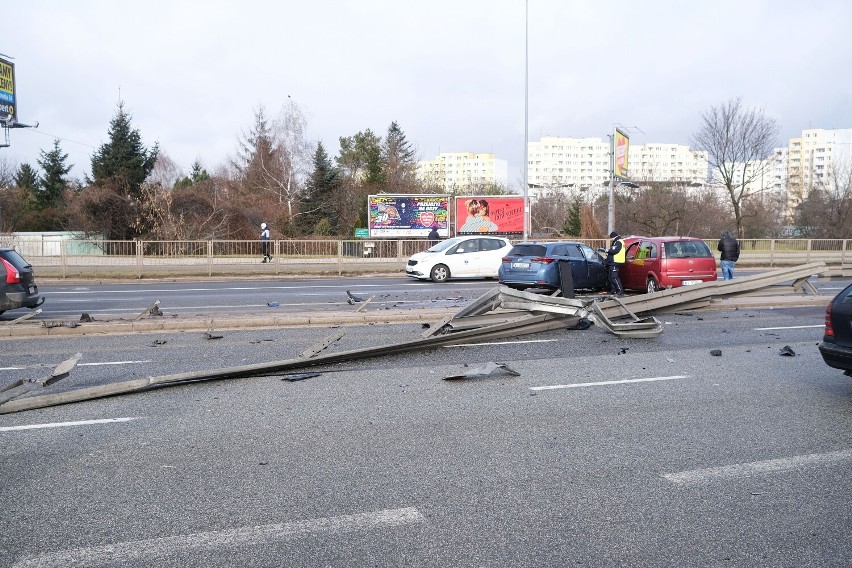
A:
416;152;509;192
786;128;852;211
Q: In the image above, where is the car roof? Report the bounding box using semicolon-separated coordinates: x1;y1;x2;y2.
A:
624;236;705;242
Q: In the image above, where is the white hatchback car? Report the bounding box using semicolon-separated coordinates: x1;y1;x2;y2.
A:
405;235;513;283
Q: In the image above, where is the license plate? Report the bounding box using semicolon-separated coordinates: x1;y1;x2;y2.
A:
682;280;702;285
512;262;530;269
29;286;36;294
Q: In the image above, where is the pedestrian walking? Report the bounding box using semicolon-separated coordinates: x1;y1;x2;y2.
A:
604;230;626;295
427;225;440;246
718;230;740;280
260;222;271;263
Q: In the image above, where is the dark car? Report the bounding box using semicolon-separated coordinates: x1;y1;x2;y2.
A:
620;236;718;293
0;247;43;316
498;241;607;292
819;283;852;375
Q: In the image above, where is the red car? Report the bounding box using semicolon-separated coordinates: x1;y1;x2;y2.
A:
619;236;718;293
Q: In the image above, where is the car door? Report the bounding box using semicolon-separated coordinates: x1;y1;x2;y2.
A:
620;241;644;289
578;244;607;289
446;238;481;277
476;237;509;276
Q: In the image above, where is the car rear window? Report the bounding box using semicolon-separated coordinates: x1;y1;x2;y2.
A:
0;250;29;270
665;241;712;258
508;244;546;257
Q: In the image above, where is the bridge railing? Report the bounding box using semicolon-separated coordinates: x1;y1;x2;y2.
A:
1;237;848;279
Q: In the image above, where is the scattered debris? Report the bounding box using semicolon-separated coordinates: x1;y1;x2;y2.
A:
134;300;162;321
4;308;42;325
80;313;94;322
619;347;629;354
666;357;675;363
150;339;167;346
346;290;364;303
779;345;796;357
300;330;346;359
355;295;375;313
282;372;321;382
0;353;81;405
444;362;520;380
41;320;78;329
267;302;280;307
150;305;163;317
710;349;722;356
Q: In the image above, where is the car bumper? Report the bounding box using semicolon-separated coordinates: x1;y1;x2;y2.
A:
818;341;852;372
2;288;43;311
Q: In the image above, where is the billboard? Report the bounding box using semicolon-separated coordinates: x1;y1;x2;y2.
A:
614;128;629;179
0;57;15;124
455;195;524;235
368;195;450;238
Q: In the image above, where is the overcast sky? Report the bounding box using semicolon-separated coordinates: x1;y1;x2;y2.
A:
4;0;852;188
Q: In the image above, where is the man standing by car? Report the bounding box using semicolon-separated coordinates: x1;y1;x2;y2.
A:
718;230;740;280
604;230;626;295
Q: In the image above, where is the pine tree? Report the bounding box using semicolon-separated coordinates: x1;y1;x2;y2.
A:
37;139;72;210
175;160;211;189
299;142;342;234
338;130;384;185
90;101;159;199
383;121;417;191
14;163;40;192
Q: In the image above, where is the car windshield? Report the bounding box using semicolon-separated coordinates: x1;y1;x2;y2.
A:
427;238;464;252
506;244;546;257
665;241;712;258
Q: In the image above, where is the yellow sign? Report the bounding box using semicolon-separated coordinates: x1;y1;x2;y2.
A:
0;59;14;97
614;129;629;179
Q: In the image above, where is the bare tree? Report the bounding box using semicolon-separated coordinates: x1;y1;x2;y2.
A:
148;151;183;188
691;98;779;237
794;159;852;238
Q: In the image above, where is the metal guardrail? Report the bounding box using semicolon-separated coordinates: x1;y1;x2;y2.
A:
0;236;849;278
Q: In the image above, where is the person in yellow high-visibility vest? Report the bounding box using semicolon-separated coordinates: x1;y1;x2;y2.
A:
604;230;626;295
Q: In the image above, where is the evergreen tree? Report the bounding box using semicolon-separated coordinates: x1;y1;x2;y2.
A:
299;142;342;234
175;160;211;189
90;101;159;199
14;163;40;192
37;139;72;210
563;198;582;236
383;121;418;191
338;130;384;185
231;106;278;195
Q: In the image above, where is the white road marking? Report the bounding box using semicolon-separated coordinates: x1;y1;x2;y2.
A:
531;375;689;391
662;449;852;485
1;361;150;371
0;417;139;432
445;339;558;347
12;506;424;568
78;360;152;367
753;324;823;331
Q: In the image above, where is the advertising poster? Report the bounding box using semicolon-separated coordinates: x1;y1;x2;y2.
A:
368;195;449;238
455;196;524;235
614;128;630;179
0;57;16;124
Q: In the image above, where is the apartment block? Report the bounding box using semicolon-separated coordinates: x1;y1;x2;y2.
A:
416;152;509;192
786;128;852;211
526;136;709;199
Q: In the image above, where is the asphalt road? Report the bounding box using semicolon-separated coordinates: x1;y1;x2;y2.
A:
2;300;852;566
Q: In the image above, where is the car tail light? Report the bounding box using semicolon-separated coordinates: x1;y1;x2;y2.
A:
501;256;512;262
531;257;556;264
1;258;20;284
825;302;834;337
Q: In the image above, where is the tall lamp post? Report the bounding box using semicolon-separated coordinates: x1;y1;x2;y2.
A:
523;0;529;240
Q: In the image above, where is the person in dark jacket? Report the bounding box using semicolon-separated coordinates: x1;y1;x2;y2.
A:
427;225;440;245
717;230;740;280
604;230;626;295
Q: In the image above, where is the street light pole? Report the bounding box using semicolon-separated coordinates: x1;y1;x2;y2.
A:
607;131;615;235
523;0;529;240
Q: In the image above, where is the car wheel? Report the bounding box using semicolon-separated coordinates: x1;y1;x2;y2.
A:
647;277;660;293
430;264;450;283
